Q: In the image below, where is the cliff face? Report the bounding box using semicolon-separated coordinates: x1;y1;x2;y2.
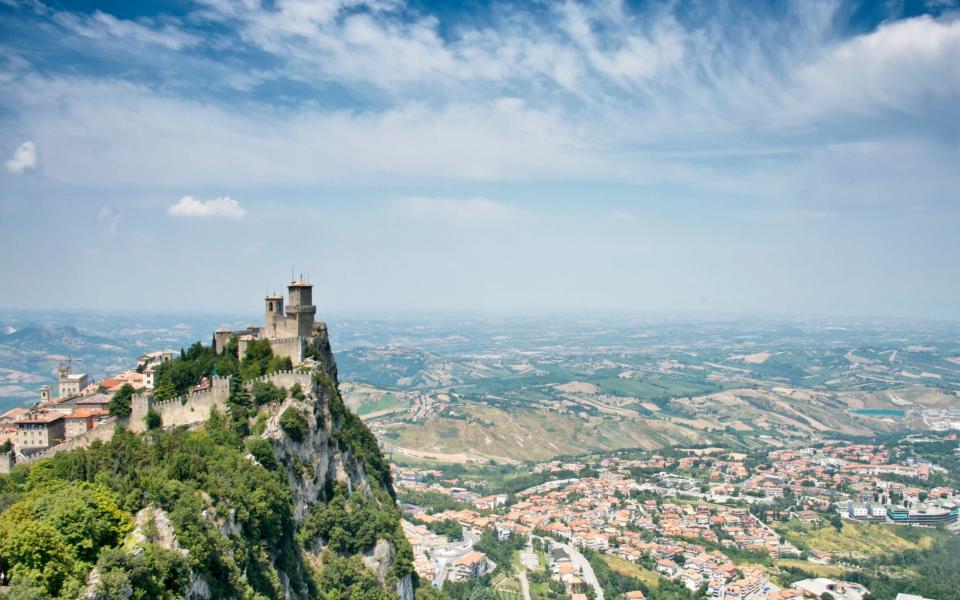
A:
58;323;414;600
259;323;415;599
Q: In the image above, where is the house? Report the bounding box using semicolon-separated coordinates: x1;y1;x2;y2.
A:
681;569;704;591
16;413;66;450
137;350;176;369
449;551;488;582
625;592;646;600
474;494;508;510
792;578;869;600
656;559;680;578
0;407;28;424
59;394;112;413
64;408;108;439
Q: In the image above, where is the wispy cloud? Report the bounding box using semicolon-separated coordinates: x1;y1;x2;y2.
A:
397;197;513;223
167;196;246;219
604;210;639;223
97;205;122;234
52;10;198;50
5;140;37;173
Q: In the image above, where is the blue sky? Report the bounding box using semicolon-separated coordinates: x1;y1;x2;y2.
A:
0;0;958;318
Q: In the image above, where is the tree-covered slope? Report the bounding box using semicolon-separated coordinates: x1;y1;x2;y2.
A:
0;329;414;600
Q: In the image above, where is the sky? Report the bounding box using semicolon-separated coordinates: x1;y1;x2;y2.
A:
0;0;959;318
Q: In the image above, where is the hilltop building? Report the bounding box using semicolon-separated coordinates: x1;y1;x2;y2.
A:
39;362;89;403
214;276;322;366
16;412;66;451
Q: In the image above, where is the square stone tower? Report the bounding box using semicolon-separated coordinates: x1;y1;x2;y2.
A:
285;279;316;339
264;293;285;338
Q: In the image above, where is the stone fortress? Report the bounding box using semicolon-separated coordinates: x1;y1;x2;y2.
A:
130;275;332;433
214;277;320;366
10;274;334;461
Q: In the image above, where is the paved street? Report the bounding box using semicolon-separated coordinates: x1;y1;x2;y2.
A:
551;541;604;600
518;570;531;600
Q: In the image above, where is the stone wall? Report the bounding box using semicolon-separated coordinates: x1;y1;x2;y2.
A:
130;376;231;433
0;451;13;474
268;337;305;366
19;418;121;464
13;371;313;464
129;372;311;433
250;370;312;391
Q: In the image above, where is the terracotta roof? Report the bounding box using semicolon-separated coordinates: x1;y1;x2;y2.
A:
0;407;29;422
455;551;486;566
17;412;65;424
67;408;108;420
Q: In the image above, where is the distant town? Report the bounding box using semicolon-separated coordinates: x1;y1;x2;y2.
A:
392;438;959;600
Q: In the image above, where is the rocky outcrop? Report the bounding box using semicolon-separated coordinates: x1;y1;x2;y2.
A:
262;324;414;600
82;506;211;600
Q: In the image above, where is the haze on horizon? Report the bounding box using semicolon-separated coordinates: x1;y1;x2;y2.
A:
1;0;959;320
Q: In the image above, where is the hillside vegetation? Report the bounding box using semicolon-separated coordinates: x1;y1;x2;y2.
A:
0;334;414;600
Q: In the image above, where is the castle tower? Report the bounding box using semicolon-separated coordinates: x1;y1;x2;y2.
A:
265;293;284;338
285;278;316;339
214;327;232;354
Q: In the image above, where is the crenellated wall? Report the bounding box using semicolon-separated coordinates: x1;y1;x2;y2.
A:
129;371;312;433
250;369;313;391
15;370;314;464
19;419;120;464
130;376;231;433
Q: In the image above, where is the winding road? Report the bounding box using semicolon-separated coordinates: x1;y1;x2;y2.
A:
543;539;604;600
518;570;531;600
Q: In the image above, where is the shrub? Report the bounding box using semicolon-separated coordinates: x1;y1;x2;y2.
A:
289;383;305;401
245;438;279;471
279;408;309;442
145;409;162;430
251;381;285;406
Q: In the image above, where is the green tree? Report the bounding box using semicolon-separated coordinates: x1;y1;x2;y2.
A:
145;409;162;430
279;407;309;442
251;381;286;406
108;384;137;418
153;379;177;402
239;339;275;380
0;519;77;596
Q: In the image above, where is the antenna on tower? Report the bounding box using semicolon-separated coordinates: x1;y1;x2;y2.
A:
291;266;294;282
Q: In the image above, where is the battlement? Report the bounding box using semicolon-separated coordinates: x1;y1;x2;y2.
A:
286;305;316;315
129;371;312;433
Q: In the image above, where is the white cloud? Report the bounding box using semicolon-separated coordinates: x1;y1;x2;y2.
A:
53;10;198;50
605;210;639;223
2;2;958;203
5;141;37;173
790;15;960;121
167;196;246;219
397;197;513;222
97;206;122;234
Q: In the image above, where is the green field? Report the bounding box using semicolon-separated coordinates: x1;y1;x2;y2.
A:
774;559;844;578
776;520;930;557
601;555;661;588
589;374;726;400
355;392;409;416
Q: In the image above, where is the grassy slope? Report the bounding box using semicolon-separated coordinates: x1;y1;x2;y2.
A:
601;555;661;589
387;403;710;462
776;520;926;556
